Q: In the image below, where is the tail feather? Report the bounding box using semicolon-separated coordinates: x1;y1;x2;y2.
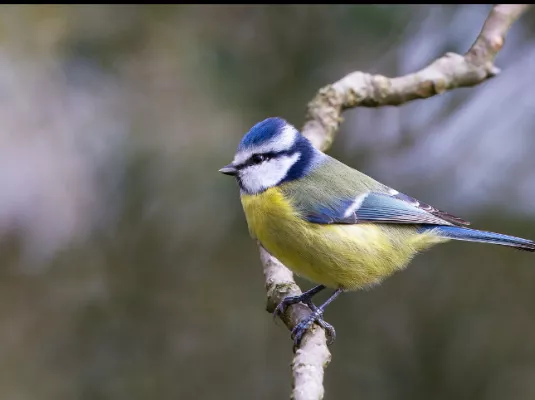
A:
421;225;535;252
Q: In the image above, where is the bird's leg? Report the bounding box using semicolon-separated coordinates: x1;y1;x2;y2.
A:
273;284;326;318
291;288;344;348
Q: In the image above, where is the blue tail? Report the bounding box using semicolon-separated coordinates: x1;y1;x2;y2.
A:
421;225;535;252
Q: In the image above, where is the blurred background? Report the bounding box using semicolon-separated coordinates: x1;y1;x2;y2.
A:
0;4;535;399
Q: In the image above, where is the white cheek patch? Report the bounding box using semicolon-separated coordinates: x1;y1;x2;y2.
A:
233;124;298;165
239;152;300;194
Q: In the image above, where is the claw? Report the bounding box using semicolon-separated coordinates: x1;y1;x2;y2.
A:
272;286;343;350
291;309;337;348
316;319;336;345
273;294;305;320
273;285;326;320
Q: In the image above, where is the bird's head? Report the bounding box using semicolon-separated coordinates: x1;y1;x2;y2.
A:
219;117;322;194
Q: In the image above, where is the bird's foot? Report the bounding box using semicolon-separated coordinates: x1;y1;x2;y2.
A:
291;309;336;348
273;285;325;319
273;294;311;319
272;286;341;349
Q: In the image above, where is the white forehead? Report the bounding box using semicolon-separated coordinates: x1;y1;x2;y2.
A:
233;124;298;165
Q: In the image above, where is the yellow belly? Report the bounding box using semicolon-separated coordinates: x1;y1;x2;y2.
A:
241;188;447;290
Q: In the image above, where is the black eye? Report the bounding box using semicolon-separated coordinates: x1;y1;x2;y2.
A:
251;154;266;164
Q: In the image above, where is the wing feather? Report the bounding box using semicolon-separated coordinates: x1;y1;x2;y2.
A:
300;191;469;227
280;155;470;227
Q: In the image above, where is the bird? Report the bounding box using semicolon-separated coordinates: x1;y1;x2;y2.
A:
219;116;535;347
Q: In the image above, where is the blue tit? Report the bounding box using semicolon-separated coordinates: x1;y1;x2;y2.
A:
219;117;535;346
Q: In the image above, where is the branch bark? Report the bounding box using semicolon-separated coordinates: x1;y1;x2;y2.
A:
258;4;530;400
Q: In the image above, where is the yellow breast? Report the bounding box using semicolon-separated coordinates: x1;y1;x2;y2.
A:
241;187;446;290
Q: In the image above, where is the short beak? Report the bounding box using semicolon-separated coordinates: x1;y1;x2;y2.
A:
219;163;238;176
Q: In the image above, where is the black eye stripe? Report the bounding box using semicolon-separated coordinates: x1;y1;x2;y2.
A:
236;150;291;169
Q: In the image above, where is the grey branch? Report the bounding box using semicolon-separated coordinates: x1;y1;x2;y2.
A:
303;4;531;151
257;4;530;400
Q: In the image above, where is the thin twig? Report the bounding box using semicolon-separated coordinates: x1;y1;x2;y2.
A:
257;4;530;400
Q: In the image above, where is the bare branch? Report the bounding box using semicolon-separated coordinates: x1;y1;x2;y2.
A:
260;247;331;400
303;4;531;151
257;4;530;399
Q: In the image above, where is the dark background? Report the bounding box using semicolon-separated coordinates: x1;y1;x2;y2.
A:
1;4;535;399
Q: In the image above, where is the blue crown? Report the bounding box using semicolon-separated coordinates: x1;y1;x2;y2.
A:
238;117;287;150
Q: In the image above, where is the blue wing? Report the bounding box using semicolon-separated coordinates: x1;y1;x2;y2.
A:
303;190;470;227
